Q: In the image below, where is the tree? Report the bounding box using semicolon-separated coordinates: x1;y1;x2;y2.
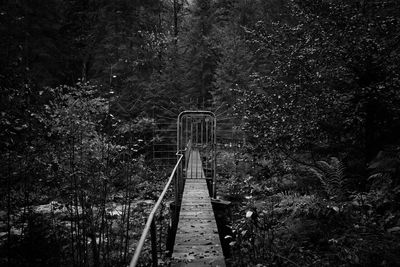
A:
238;0;400;163
182;0;216;108
211;27;253;112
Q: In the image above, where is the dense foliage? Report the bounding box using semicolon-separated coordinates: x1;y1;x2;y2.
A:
216;1;400;266
1;0;400;266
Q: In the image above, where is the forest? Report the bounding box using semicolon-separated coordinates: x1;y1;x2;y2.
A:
1;0;400;266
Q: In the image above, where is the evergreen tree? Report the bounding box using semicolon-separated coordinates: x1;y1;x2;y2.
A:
211;27;253;111
182;0;216;108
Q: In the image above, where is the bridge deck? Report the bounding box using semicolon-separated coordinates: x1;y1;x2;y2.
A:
171;150;225;266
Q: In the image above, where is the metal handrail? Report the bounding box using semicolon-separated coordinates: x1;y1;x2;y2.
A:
129;152;184;267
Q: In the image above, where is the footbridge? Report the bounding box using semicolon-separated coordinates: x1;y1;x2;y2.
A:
130;111;226;266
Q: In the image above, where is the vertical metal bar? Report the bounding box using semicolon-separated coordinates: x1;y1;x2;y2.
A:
193;147;194;178
195;121;198;146
181;163;183;198
176;115;180;209
190;117;193;145
179;118;183;196
213;116;217;198
150;219;157;267
205;119;208;144
181;159;184;195
185;117;188;148
190;118;193;179
175;168;179;216
206;118;209;174
196;149;199;179
209;116;212;176
201;119;203;148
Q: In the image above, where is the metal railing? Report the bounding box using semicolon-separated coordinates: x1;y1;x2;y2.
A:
177;111;216;198
130;110;217;266
129;143;191;266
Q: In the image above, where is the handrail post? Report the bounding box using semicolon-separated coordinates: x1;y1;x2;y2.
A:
179;156;183;196
150;219;157;267
174;162;179;220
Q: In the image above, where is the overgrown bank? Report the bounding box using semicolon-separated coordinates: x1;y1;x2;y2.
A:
217;149;400;266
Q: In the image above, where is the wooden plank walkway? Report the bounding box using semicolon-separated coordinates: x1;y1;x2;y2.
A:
171;150;225;266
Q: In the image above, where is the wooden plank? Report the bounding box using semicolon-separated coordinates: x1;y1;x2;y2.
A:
171;150;225;267
186;150;206;179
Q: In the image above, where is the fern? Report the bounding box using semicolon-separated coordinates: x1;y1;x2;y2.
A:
306;157;347;200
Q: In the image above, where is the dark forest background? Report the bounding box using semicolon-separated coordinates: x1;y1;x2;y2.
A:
1;0;400;266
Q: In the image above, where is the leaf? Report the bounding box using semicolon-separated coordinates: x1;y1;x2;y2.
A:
246;210;253;218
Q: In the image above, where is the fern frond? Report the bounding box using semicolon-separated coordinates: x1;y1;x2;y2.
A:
368;173;383;181
316;161;332;173
309;157;347;199
308;167;324;181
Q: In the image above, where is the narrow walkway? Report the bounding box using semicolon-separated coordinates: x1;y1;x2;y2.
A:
171;150;225;266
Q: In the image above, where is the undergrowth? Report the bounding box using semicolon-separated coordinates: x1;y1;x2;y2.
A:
218;149;400;267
